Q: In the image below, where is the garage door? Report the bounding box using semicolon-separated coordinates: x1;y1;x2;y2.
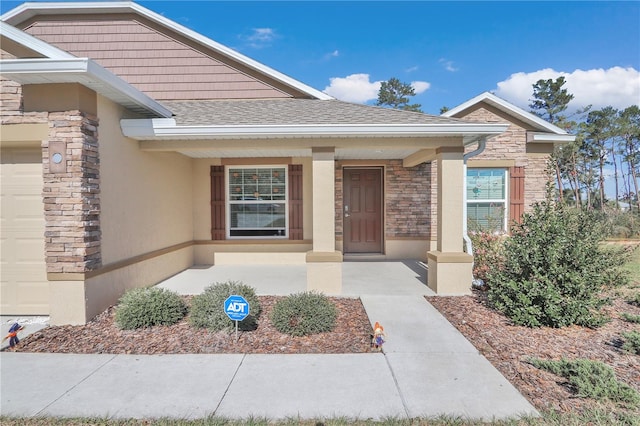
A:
1;147;48;315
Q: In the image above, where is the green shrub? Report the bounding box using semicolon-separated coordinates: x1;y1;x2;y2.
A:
270;292;337;336
115;287;187;330
621;312;640;324
487;195;630;328
468;231;506;285
621;331;640;355
189;281;261;332
628;292;640;307
528;358;640;406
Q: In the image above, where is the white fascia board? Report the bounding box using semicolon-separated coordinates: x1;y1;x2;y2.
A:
0;21;75;59
528;132;575;143
2;2;333;101
0;58;172;118
443;91;570;135
121;119;509;140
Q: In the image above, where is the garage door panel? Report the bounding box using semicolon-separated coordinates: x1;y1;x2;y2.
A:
1;147;48;315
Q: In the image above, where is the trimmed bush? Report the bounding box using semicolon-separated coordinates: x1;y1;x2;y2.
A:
621;331;640;355
189;281;261;332
528;358;640;406
487;194;630;328
270;292;337;336
115;287;187;330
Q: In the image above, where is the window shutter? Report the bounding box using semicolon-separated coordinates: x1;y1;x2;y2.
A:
509;166;525;225
211;166;226;240
288;164;303;240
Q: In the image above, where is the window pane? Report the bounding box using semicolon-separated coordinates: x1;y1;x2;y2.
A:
467;169;505;200
228;166;287;238
467;202;505;232
229;167;286;201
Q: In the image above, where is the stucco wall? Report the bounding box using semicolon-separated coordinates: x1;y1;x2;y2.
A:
98;96;194;264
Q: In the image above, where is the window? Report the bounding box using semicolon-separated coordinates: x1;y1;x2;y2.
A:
227;166;287;238
467;168;508;232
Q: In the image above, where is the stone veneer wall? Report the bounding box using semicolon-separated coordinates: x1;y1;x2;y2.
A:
43;112;101;273
459;106;550;212
335;160;431;243
2;76;101;273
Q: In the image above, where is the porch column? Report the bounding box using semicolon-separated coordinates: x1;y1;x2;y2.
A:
427;147;473;294
306;147;342;294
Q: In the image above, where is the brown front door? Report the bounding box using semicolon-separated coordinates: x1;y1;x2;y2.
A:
343;167;383;253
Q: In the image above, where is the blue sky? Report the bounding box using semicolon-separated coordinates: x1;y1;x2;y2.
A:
2;0;639;115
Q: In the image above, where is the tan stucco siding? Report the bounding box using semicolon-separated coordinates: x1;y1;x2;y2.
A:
98;95;193;264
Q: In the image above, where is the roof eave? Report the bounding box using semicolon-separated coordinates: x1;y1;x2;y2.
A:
120;118;509;141
0;58;172;118
527;132;575;144
1;1;333;101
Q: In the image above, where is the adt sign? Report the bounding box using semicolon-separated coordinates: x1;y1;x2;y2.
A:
224;295;250;321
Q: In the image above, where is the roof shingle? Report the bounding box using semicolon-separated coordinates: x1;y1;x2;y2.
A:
163;99;476;126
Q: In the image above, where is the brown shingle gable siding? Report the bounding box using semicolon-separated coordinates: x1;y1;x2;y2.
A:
22;18;292;101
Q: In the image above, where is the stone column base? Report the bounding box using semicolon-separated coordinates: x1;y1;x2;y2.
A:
427;250;473;295
306;251;343;294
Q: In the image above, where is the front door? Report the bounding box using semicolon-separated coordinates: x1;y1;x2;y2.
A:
343;167;383;253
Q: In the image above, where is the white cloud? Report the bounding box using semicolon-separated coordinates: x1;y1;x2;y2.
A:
323;50;340;60
323;73;382;103
411;81;431;94
406;65;419;73
494;67;640;110
242;28;277;48
439;58;458;72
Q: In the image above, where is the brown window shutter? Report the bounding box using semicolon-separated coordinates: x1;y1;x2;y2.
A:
288;164;303;240
210;166;226;240
509;166;525;225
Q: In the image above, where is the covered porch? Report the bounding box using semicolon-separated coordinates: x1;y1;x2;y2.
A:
122;99;509;296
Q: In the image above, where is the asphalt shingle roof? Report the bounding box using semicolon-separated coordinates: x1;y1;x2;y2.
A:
162;99;474;126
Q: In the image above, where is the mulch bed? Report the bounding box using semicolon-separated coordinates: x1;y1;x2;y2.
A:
10;296;373;355
428;291;640;416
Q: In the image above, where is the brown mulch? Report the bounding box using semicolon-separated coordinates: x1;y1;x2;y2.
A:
11;296;373;354
428;291;640;416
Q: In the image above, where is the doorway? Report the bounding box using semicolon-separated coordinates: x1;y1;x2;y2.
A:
343;167;383;253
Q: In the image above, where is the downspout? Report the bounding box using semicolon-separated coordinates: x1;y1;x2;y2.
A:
462;137;487;285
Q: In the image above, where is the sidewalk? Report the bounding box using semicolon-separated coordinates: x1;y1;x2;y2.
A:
1;263;538;421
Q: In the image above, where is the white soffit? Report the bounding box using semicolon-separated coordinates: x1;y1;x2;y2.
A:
0;58;172;118
443;91;572;136
1;1;333;101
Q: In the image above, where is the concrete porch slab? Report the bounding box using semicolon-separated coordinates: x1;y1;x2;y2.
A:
157;260;434;297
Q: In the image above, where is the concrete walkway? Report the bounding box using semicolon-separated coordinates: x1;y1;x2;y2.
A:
1;262;537;421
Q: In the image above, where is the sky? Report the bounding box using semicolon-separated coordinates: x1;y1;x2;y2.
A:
1;0;639;115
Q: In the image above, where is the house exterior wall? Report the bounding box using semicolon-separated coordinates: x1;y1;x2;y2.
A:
20;16;299;100
191;156;313;265
458;103;550;212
